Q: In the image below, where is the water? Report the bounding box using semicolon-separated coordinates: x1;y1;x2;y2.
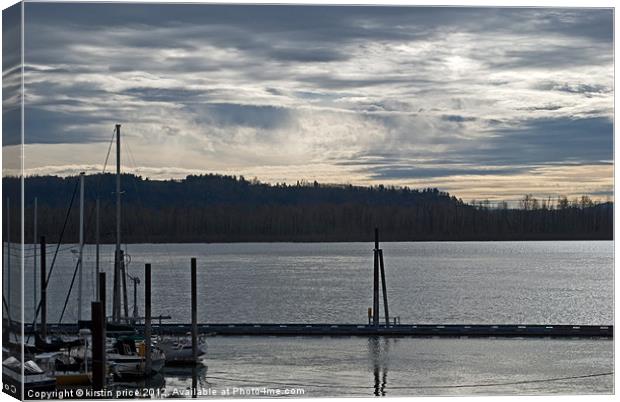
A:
167;336;612;397
8;241;614;396
16;241;613;325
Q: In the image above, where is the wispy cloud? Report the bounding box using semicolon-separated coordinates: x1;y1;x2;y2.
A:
6;4;612;201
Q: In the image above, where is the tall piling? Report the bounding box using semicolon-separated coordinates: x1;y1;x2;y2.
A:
145;263;152;376
6;198;10;315
373;228;380;327
91;300;105;391
98;272;107;386
192;366;198;398
379;249;390;326
40;236;47;340
33;197;38;331
191;258;198;364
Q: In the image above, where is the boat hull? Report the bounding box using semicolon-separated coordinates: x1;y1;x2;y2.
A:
158;340;206;365
55;372;91;386
2;372;56;400
110;356;165;378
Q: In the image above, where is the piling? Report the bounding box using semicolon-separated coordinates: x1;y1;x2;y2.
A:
91;301;105;391
33;197;38;331
192;366;198;399
372;228;380;327
145;263;152;375
40;236;47;340
191;258;198;364
120;250;129;322
99;272;106;320
6;197;10;315
379;249;389;327
98;271;107;386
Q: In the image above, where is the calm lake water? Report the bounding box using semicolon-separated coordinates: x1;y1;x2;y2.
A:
7;241;615;396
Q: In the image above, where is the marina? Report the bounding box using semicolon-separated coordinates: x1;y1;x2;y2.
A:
2;126;614;397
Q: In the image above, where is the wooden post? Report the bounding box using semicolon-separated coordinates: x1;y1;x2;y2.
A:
99;272;106;322
192;365;198;399
132;278;139;324
145;263;152;376
40;236;47;340
6;197;10;315
120;250;129;322
33;197;37;331
379;249;390;327
191;258;198;364
98;271;107;387
373;228;379;327
91;301;104;391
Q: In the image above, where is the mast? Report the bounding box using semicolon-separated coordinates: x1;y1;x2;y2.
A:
33;197;38;331
40;236;47;340
113;124;122;323
77;172;85;321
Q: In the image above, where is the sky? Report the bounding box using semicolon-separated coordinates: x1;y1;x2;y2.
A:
2;3;614;202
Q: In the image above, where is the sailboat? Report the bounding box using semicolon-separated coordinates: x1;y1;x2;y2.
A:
105;124;166;377
36;329;92;386
155;334;207;365
108;335;166;378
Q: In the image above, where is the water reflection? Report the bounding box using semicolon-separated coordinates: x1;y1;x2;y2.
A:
368;337;392;396
112;372;166;393
163;364;208;398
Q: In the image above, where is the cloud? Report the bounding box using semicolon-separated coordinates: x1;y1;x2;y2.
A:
477;117;613;165
2;4;22;147
365;165;528;180
6;4;613;201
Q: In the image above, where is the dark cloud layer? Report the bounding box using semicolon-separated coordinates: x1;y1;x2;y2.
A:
2;3;22;147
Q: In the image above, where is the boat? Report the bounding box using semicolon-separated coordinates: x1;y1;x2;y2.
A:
34;333;82;352
2;356;56;398
156;334;207;365
35;351;91;386
108;335;166;378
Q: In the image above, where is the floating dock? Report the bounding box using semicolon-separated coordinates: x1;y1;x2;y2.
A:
21;322;613;338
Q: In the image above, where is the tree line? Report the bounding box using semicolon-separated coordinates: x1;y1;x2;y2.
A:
2;173;613;243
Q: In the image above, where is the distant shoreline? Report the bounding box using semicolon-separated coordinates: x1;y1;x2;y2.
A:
20;237;613;246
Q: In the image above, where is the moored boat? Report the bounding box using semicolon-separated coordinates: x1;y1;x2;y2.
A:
35;351;91;386
2;356;56;399
156;334;207;365
108;335;165;378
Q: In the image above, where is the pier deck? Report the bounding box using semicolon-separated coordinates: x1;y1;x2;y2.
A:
19;322;614;338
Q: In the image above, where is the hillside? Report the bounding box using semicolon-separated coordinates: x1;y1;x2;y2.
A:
2;173;613;243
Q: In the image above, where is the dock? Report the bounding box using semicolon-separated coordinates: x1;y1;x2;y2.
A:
21;322;613;338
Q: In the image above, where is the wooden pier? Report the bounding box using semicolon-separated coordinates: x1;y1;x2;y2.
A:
21;322;613;338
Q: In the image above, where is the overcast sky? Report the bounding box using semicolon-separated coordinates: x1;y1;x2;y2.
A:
3;3;614;202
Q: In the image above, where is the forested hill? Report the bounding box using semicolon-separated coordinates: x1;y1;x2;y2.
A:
2;173;613;243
